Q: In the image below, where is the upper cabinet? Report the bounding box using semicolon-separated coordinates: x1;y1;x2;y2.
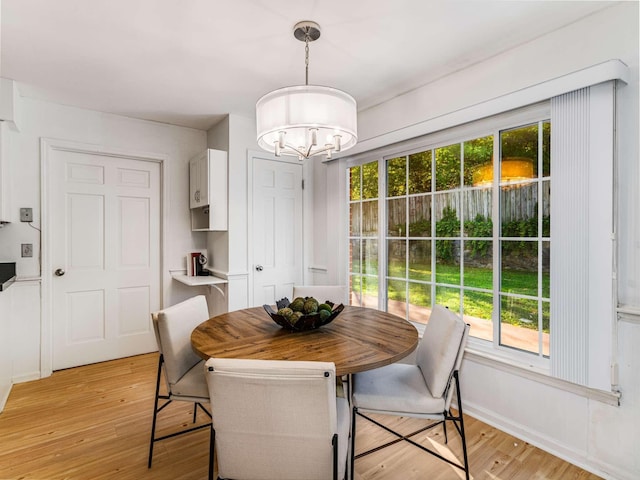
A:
189;149;228;231
189;151;208;209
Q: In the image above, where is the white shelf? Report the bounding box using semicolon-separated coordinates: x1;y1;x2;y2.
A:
171;273;228;296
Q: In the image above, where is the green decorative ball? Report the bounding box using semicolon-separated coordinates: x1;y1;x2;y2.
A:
288;311;304;325
277;307;293;317
290;298;305;312
303;298;319;314
318;303;332;313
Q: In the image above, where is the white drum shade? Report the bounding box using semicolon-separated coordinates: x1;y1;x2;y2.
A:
256;85;357;159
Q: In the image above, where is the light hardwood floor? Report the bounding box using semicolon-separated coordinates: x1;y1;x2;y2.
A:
0;353;601;480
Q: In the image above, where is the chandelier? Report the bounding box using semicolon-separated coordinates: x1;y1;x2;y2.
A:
256;21;358;161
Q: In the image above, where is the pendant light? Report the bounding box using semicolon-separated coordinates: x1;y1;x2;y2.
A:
256;21;358;161
472;157;536;186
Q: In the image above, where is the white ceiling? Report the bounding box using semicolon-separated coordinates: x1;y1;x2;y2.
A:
1;0;616;131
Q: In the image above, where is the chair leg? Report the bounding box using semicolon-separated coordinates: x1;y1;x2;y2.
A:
332;433;338;480
148;354;212;469
148;354;164;468
209;425;215;480
354;410;465;475
443;411;449;443
350;407;357;480
196;401;213;419
452;370;470;480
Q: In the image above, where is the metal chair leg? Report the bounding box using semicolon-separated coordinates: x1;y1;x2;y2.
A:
148;354;164;468
209;425;215;480
453;370;470;480
352;370;470;479
350;407;357;480
148;354;212;469
443;410;449;443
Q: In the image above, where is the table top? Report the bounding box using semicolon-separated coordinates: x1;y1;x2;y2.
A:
191;305;419;377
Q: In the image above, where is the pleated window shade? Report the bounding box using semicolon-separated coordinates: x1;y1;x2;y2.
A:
550;82;615;391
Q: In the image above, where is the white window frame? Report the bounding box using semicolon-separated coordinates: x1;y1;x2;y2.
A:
348;103;552;370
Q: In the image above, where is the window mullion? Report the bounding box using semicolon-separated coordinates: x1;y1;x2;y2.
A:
430;148;436;312
459;142;465;316
379;158;386;312
538;120;544;357
405;155;410;320
492;131;501;349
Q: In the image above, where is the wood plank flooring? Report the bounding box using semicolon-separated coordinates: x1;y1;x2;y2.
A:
0;353;601;480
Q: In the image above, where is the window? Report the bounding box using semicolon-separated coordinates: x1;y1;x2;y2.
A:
348;113;551;361
347;75;620;392
349;161;379;309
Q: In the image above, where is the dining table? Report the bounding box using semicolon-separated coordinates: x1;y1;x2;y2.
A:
190;305;419;377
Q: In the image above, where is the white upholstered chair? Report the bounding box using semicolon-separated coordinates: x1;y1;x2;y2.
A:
350;305;470;479
292;285;348;305
205;358;351;480
148;295;212;469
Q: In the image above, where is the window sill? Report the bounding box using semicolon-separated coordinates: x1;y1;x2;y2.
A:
410;320;620;406
464;346;621;407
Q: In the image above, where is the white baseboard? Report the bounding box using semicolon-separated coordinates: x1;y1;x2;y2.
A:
12;371;41;384
0;383;12;412
463;400;635;480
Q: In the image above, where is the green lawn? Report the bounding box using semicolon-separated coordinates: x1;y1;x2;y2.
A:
361;260;550;331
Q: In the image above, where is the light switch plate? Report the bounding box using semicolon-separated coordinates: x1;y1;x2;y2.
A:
20;208;33;222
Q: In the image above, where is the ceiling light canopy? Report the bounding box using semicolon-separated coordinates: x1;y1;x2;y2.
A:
256;21;357;161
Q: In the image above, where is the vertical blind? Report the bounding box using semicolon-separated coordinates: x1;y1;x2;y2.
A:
550;82;615;391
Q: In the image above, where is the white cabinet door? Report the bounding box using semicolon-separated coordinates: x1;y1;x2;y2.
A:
50;150;160;370
189;152;208;209
206;149;227;231
190;149;228;231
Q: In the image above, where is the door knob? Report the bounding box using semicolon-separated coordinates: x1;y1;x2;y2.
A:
255;265;264;272
54;268;65;276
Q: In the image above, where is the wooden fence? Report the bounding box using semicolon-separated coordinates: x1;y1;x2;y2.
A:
353;182;550;236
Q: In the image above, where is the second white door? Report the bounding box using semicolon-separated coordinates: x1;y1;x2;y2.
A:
252;156;303;306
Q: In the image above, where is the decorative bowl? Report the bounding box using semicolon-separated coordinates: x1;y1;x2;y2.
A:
263;297;344;331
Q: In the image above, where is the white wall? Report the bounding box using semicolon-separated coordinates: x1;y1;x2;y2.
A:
206;113;257;312
0;95;208;384
307;158;347;287
312;3;639;479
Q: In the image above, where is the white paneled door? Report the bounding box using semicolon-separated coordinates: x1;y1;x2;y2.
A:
50;150;160;370
252;157;303;306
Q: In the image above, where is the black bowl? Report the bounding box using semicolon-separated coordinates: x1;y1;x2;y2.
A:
263;298;344;331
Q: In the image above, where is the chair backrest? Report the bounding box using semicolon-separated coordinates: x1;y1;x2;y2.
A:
205;357;339;480
415;305;468;402
152;295;209;388
151;312;161;353
292;285;348;305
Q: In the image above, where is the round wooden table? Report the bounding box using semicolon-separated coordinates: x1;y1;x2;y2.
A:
191;305;419;377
